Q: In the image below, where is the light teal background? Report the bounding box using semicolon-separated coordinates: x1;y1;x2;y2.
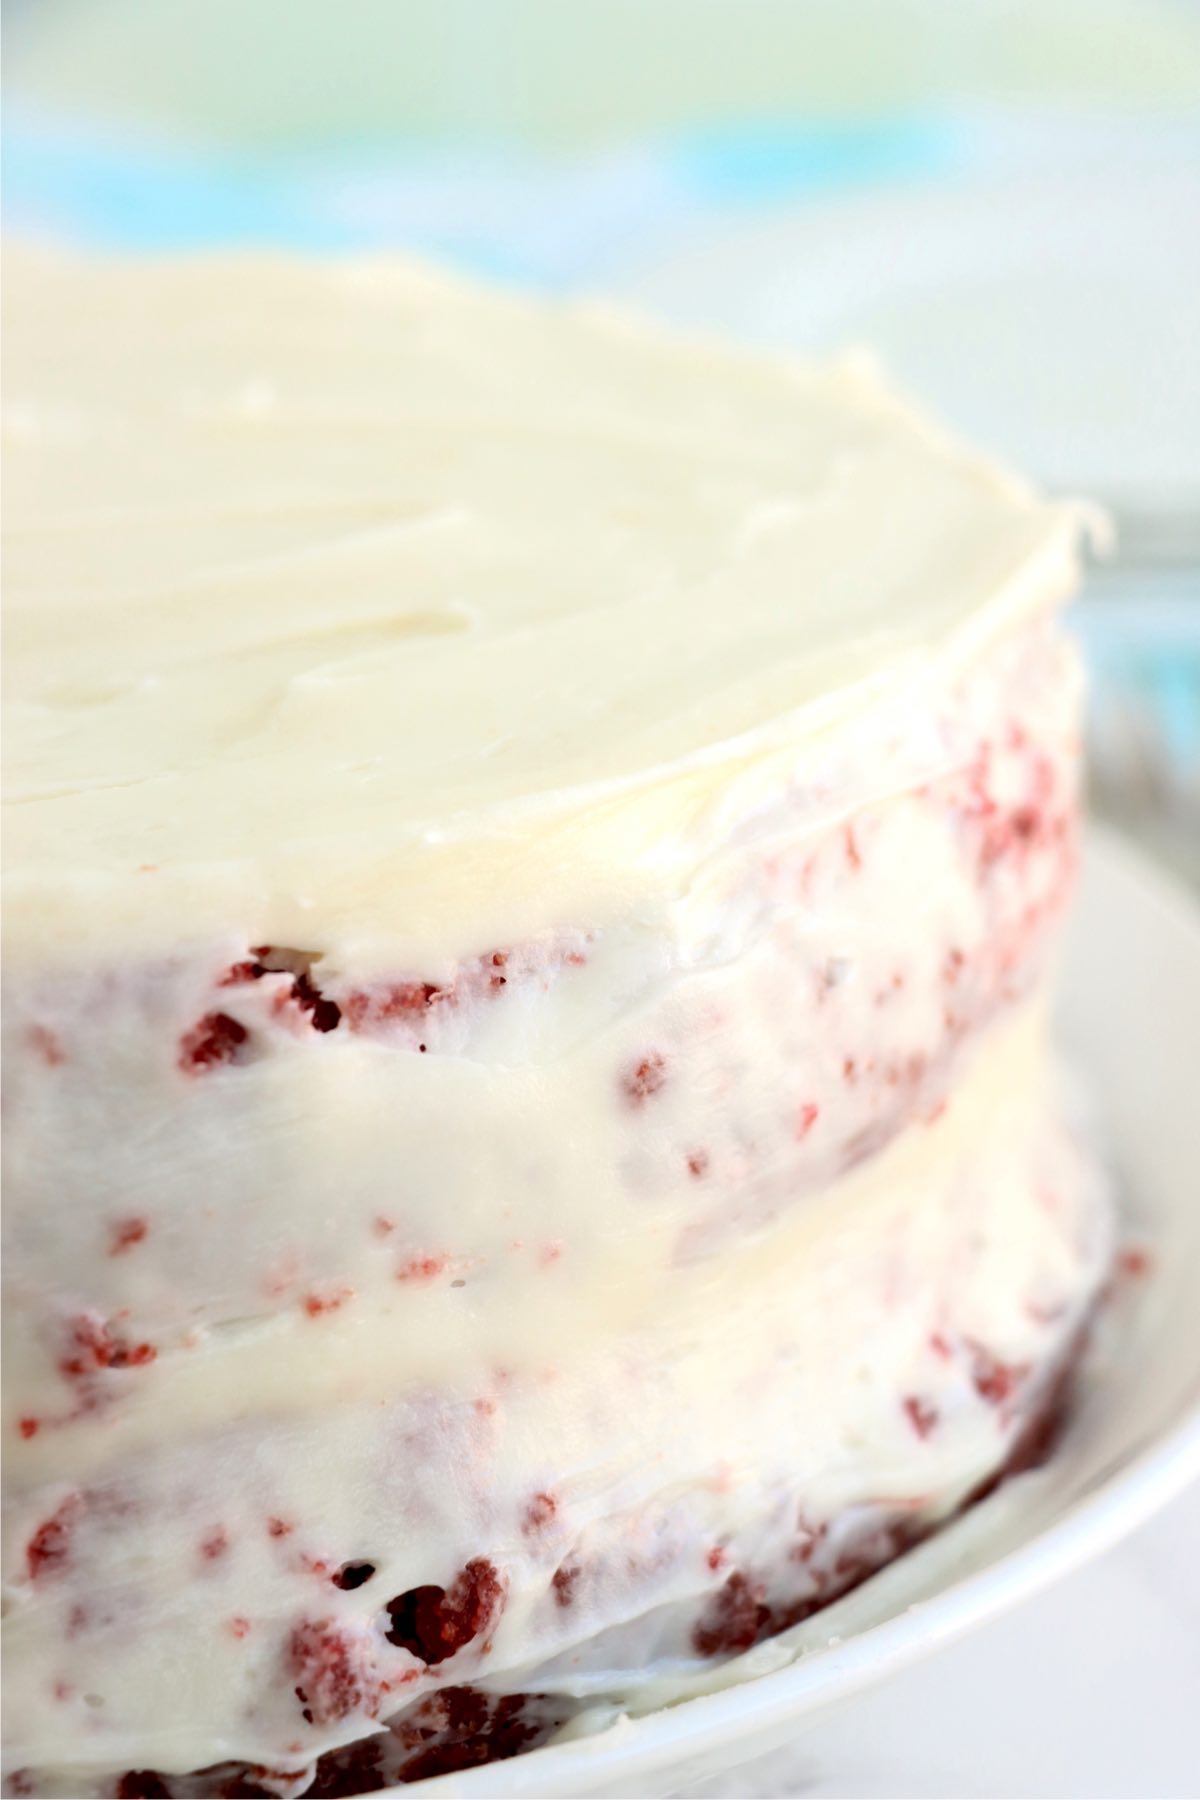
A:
6;0;1200;150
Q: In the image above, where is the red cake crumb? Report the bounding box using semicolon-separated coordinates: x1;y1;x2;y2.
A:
843;823;863;870
18;1417;39;1440
623;1050;667;1105
267;1517;294;1539
521;1492;557;1535
383;1559;503;1665
686;1148;710;1178
968;1342;1029;1407
550;1563;578;1608
27;1023;66;1067
179;1012;250;1073
693;1570;773;1656
200;1527;230;1562
902;1395;939;1439
26;1495;81;1581
795;1102;819;1141
1117;1244;1152;1280
302;1287;353;1318
345;980;445;1033
108;1217;149;1256
60;1312;156;1379
220;962;259;987
395;1255;446;1285
228;1617;252;1640
291;1620;383;1728
388;981;444;1016
341;941;587;1043
706;1545;726;1572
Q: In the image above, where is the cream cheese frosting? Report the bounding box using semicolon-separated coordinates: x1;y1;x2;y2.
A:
3;245;1086;970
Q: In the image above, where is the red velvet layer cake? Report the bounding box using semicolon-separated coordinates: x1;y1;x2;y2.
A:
1;248;1112;1797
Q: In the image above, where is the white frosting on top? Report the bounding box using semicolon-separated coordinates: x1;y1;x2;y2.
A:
3;246;1085;968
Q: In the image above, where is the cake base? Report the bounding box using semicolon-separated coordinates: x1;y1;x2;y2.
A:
6;1319;1093;1800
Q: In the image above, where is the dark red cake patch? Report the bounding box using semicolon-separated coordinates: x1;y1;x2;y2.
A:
288;971;342;1034
116;1774;173;1798
179;1012;251;1074
391;1687;551;1785
692;1570;773;1656
332;1561;376;1592
383;1558;503;1665
305;1738;387;1797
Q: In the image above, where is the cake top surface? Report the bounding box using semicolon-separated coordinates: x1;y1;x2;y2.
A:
3;246;1083;964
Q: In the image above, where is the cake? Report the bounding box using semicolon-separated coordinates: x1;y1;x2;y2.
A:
2;248;1114;1798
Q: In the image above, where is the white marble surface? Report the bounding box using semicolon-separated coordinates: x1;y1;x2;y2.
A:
681;1479;1200;1799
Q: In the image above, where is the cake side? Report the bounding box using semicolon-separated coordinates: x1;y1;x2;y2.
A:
4;615;1083;1464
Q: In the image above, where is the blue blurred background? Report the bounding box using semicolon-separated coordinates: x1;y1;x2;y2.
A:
5;0;1198;875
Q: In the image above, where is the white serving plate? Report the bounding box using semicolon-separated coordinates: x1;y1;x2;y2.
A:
402;827;1200;1798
